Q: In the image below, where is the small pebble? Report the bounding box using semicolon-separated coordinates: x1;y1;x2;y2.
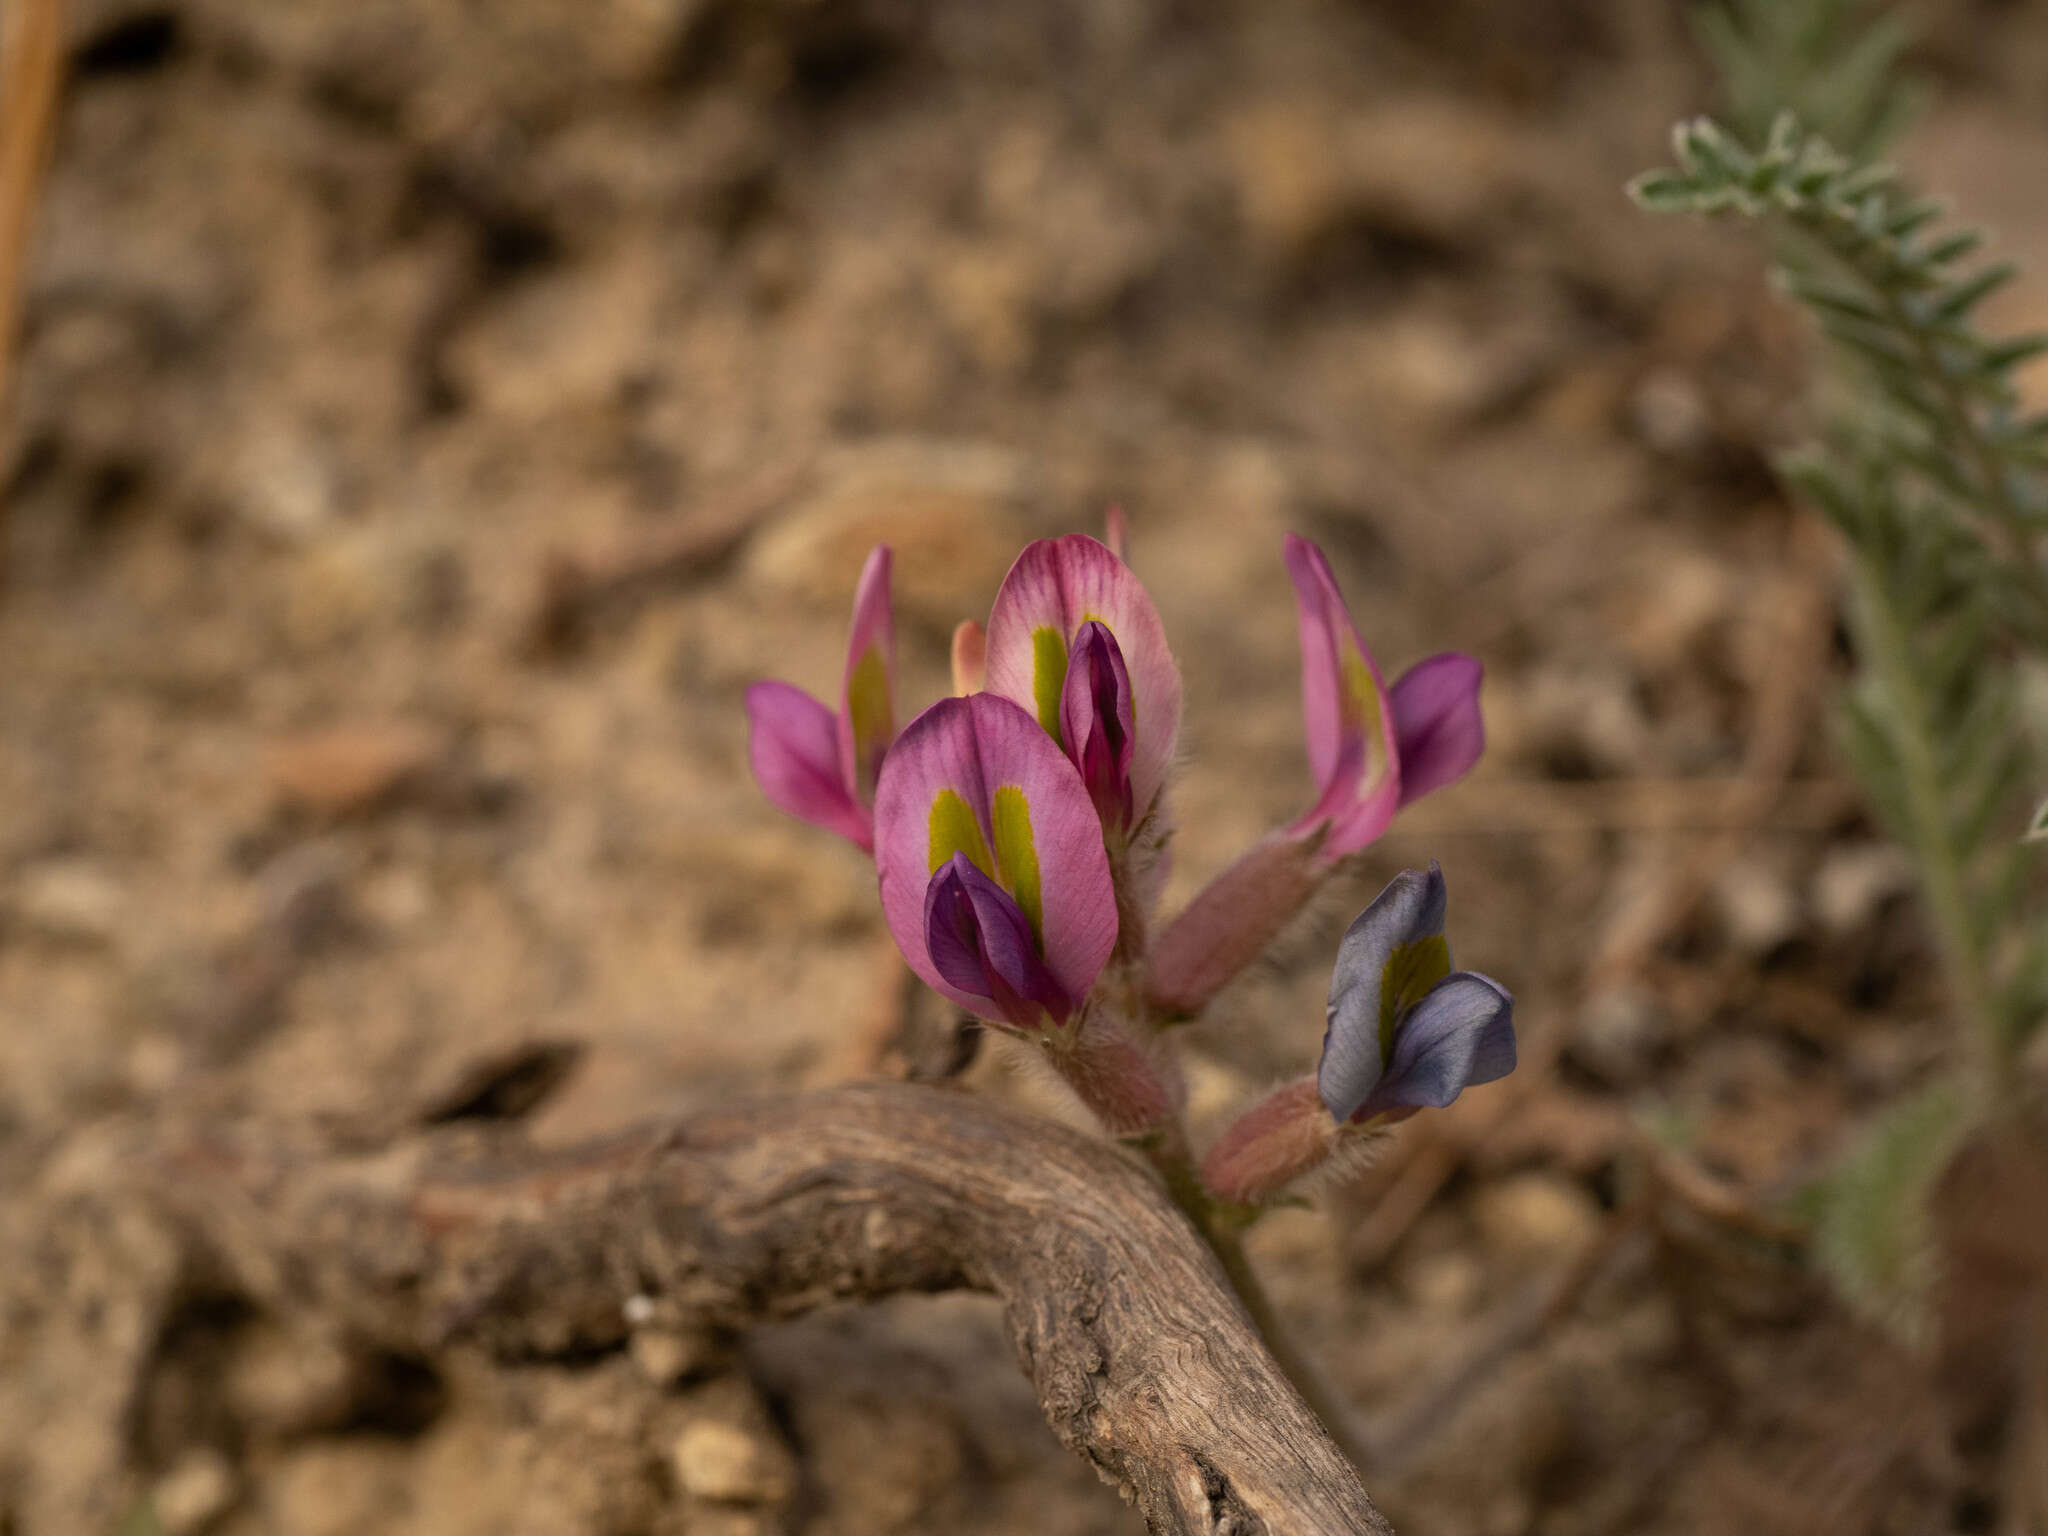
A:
152;1447;237;1536
1627;367;1712;456
672;1419;797;1505
630;1326;719;1388
225;1324;359;1438
1573;984;1666;1084
1711;852;1802;957
1811;842;1916;937
1402;1249;1483;1316
1473;1172;1603;1262
13;860;128;945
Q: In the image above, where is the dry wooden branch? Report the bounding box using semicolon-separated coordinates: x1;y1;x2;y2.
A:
167;1080;1391;1536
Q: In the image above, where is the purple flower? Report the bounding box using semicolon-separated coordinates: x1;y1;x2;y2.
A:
983;534;1182;834
874;693;1117;1028
1388;651;1489;808
1060;620;1135;831
745;546;897;851
1284;534;1485;861
1317;864;1515;1124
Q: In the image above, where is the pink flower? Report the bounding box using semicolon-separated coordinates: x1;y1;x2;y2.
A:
1283;534;1484;860
745;546;897;851
873;693;1117;1028
983;534;1182;835
1146;536;1485;1017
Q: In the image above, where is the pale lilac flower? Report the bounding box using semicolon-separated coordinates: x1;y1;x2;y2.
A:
1317;864;1514;1123
1202;864;1514;1204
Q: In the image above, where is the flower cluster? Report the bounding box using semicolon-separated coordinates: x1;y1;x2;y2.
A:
746;516;1513;1208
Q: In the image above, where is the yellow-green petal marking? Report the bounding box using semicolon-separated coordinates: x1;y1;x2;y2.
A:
928;789;993;877
989;784;1044;943
846;645;892;789
1341;645;1384;768
1031;626;1069;745
1379;934;1451;1061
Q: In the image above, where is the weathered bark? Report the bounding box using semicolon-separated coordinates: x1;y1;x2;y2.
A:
167;1080;1390;1536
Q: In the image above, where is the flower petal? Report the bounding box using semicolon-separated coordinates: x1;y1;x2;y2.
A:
836;545;897;807
1281;534;1401;859
1353;972;1515;1121
984;534;1182;822
1317;865;1451;1122
1059;620;1136;831
746;681;872;849
923;853;1072;1025
874;693;1117;1021
950;619;986;696
1391;652;1484;808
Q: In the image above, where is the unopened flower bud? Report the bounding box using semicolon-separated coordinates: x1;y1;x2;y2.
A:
1200;1079;1334;1204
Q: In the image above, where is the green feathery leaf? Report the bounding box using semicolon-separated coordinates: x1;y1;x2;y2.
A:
1636;6;2048;1339
1800;1075;1971;1343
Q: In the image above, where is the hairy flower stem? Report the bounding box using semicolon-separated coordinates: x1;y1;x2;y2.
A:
1134;1118;1377;1473
1107;840;1151;968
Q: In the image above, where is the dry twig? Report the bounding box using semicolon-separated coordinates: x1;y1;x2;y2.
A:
521;466;807;655
165;1080;1392;1536
0;0;64;528
1391;775;1854;838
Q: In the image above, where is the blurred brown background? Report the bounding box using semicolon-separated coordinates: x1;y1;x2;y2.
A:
4;1;2048;1532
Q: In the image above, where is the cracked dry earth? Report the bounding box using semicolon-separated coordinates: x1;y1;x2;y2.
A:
7;0;2048;1533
